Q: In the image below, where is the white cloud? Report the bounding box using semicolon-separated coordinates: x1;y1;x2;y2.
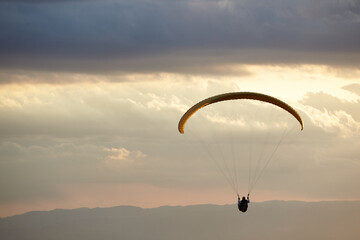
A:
104;147;146;168
302;106;360;137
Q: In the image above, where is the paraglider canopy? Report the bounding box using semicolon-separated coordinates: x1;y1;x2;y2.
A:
178;92;303;134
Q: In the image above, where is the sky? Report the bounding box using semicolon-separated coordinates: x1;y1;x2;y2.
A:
0;0;360;218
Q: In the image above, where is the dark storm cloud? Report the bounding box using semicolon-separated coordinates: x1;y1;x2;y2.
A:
0;0;359;75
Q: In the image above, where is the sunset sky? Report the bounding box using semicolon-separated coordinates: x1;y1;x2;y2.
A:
1;0;360;218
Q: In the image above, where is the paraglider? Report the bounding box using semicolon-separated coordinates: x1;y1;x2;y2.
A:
238;194;250;212
178;92;304;213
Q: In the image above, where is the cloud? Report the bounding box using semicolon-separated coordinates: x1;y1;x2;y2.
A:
104;147;146;167
0;0;359;75
0;139;152;203
343;83;360;96
0;81;204;202
302;106;360;137
1;80;360;206
301;91;360;123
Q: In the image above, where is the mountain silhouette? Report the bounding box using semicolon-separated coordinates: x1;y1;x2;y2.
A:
1;201;359;240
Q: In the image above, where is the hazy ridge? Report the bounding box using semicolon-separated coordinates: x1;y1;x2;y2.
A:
1;201;359;240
